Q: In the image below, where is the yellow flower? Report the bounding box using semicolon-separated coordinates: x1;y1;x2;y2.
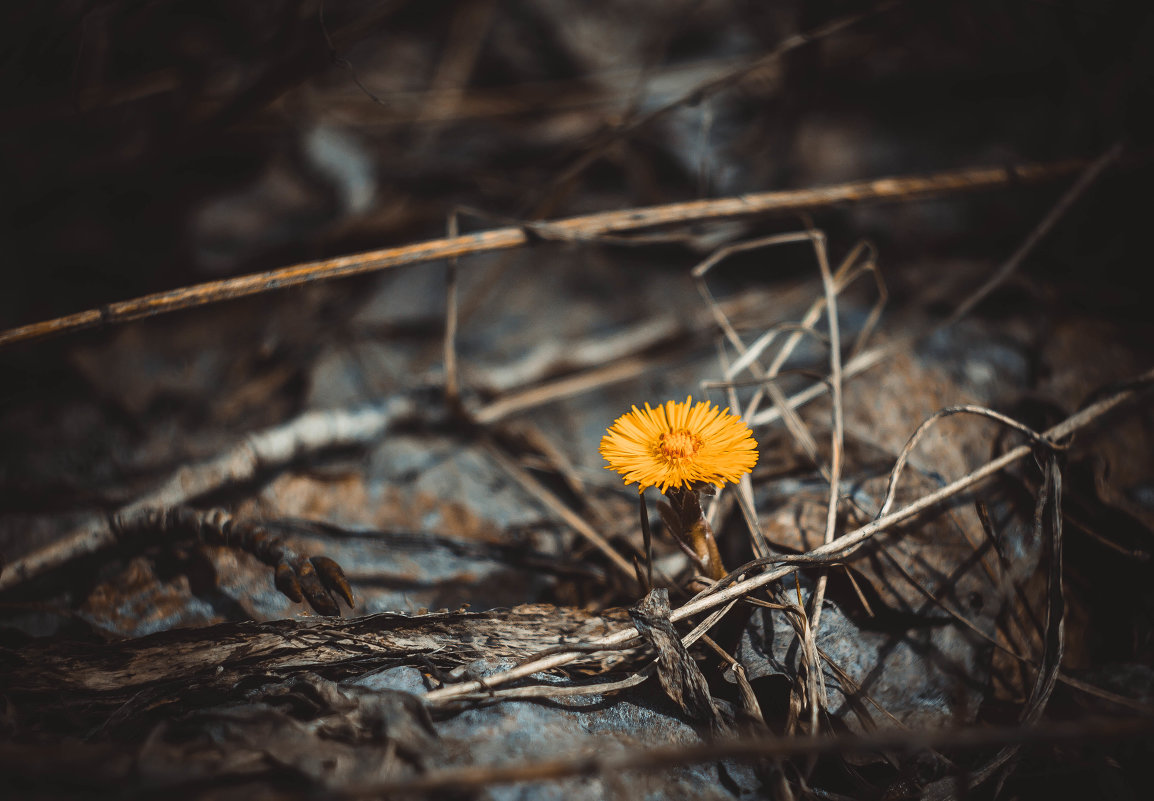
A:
600;396;758;493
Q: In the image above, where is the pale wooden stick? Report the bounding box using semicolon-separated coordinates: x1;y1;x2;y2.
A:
0;398;414;591
0;159;1087;350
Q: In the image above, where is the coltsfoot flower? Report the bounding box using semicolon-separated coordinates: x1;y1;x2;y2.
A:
600;396;759;493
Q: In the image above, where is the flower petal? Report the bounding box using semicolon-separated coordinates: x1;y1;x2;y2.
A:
600;396;759;493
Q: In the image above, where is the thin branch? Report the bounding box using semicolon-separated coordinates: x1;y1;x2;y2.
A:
800;230;845;745
0;397;415;591
0;159;1088;349
748;141;1122;428
944;142;1122;326
748;344;890;427
876;404;1064;521
806;230;845;636
534;0;906;209
444;213;462;406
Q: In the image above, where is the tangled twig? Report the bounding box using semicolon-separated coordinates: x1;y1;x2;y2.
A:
423;368;1153;704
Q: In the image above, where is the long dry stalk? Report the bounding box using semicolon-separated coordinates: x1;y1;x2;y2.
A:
0;160;1086;349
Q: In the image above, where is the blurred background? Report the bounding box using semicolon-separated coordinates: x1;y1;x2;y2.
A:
2;0;1150;326
2;1;1154;796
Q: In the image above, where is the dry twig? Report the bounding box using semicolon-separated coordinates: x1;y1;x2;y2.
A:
0;160;1087;349
0;397;414;592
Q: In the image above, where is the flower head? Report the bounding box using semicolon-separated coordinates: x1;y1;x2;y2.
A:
600;396;758;493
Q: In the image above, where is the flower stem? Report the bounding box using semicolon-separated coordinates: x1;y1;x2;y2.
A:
665;485;726;581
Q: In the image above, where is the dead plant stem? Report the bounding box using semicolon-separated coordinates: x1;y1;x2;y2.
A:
422;369;1153;703
0;160;1087;349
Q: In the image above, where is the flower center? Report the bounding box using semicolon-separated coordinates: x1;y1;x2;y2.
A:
658;429;702;461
